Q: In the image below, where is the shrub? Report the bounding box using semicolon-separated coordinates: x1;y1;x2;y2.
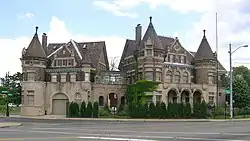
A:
160;102;167;118
167;102;173;118
86;101;93;118
184;103;192;118
179;103;185;118
93;101;99;118
142;103;148;118
80;101;86;118
68;102;79;118
99;108;110;116
155;102;161;118
148;102;155;118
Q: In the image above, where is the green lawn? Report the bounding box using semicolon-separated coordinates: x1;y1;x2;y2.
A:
0;105;20;116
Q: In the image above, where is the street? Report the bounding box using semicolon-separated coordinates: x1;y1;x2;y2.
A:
1;118;250;141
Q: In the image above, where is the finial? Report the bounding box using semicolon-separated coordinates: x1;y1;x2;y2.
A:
149;16;152;23
35;26;38;35
203;29;206;36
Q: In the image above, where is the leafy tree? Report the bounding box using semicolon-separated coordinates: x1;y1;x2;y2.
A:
80;101;86;118
93;101;99;118
233;75;250;109
86;101;93;118
233;66;250;87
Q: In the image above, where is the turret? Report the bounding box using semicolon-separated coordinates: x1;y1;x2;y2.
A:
194;30;216;84
20;26;49;116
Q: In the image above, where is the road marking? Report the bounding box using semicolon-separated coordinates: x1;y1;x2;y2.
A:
0;136;77;140
1;129;248;141
78;136;158;141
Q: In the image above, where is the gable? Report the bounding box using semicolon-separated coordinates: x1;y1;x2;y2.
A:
168;39;186;54
56;46;72;58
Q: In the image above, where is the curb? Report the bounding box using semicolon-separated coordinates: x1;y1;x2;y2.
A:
6;116;250;122
0;123;23;128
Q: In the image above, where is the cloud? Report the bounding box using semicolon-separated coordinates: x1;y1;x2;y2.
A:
0;16;125;77
18;12;35;19
93;0;250;69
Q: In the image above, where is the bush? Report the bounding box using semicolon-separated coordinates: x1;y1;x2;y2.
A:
68;102;79;118
93;101;99;118
184;103;192;118
142;103;148;118
99;108;110;116
117;104;129;116
80;101;86;118
160;102;167;118
86;101;93;118
155;102;161;118
148;102;155;118
167;102;173;118
179;103;185;118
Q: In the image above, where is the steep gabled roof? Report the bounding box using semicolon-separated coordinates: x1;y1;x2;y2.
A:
194;30;215;61
140;17;164;50
23;27;47;58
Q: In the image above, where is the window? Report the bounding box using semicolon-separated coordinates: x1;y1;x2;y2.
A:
181;56;184;64
62;60;67;66
68;59;73;66
21;95;24;104
66;73;71;82
99;96;104;106
53;60;57;66
209;96;214;105
170;55;173;62
57;74;61;82
208;76;214;84
27;95;34;105
23;73;28;81
183;72;189;83
175;55;179;63
174;71;181;83
57;60;62;66
27;72;35;81
166;71;172;83
146;49;152;56
145;72;153;81
85;72;90;81
155;72;161;81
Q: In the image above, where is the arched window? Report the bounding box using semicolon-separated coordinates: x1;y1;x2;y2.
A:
183;72;189;83
99;96;104;106
174;71;180;83
166;70;172;83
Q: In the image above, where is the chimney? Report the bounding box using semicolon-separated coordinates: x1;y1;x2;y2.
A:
42;33;47;54
135;24;142;44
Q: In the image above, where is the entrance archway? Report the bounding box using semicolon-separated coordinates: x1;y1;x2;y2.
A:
193;90;202;103
181;90;190;103
108;93;118;107
52;93;69;115
168;89;178;103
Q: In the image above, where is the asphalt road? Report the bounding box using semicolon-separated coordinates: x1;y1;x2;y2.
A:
1;118;250;141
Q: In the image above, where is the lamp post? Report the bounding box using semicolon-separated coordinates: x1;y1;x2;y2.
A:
229;44;248;120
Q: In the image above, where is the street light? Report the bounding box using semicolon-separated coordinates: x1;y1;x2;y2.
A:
229;44;248;120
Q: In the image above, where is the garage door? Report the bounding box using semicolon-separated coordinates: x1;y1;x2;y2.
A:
52;99;68;115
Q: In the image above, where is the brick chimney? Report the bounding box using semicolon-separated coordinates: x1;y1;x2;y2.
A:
42;33;47;54
135;24;142;45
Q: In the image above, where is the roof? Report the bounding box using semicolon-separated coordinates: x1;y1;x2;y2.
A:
194;30;215;61
140;17;164;50
23;27;47;58
47;40;109;69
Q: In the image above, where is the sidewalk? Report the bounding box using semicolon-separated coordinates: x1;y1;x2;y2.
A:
0;122;22;128
7;115;250;122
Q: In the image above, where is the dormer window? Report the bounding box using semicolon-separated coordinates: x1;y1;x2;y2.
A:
63;50;66;54
146;49;152;56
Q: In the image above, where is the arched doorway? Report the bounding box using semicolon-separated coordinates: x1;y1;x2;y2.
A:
99;96;104;106
168;89;178;103
121;96;125;105
181;90;190;103
108;93;118;107
193;90;202;103
52;93;69;115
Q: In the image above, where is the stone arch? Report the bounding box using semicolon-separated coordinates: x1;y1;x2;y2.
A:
167;88;178;103
193;90;203;103
166;70;173;82
181;89;190;103
52;93;69;115
121;96;125;105
99;96;104;106
108;93;118;107
174;71;181;83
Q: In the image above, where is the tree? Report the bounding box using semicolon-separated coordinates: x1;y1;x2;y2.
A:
80;101;86;118
233;75;250;109
93;101;99;118
233;66;250;87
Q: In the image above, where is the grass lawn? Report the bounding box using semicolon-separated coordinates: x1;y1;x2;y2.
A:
0;105;20;116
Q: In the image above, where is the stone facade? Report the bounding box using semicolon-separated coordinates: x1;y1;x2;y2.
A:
20;18;227;116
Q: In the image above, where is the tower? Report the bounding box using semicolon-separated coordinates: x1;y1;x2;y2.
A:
20;26;49;116
194;30;216;85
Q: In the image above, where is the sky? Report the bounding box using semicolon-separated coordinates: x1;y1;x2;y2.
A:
1;0;250;77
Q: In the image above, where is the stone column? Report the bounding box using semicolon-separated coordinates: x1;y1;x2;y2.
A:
51;73;57;82
60;73;67;82
85;72;90;82
70;72;76;82
177;94;181;103
152;91;156;104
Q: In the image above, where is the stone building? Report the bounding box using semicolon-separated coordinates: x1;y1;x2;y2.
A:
20;17;226;116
